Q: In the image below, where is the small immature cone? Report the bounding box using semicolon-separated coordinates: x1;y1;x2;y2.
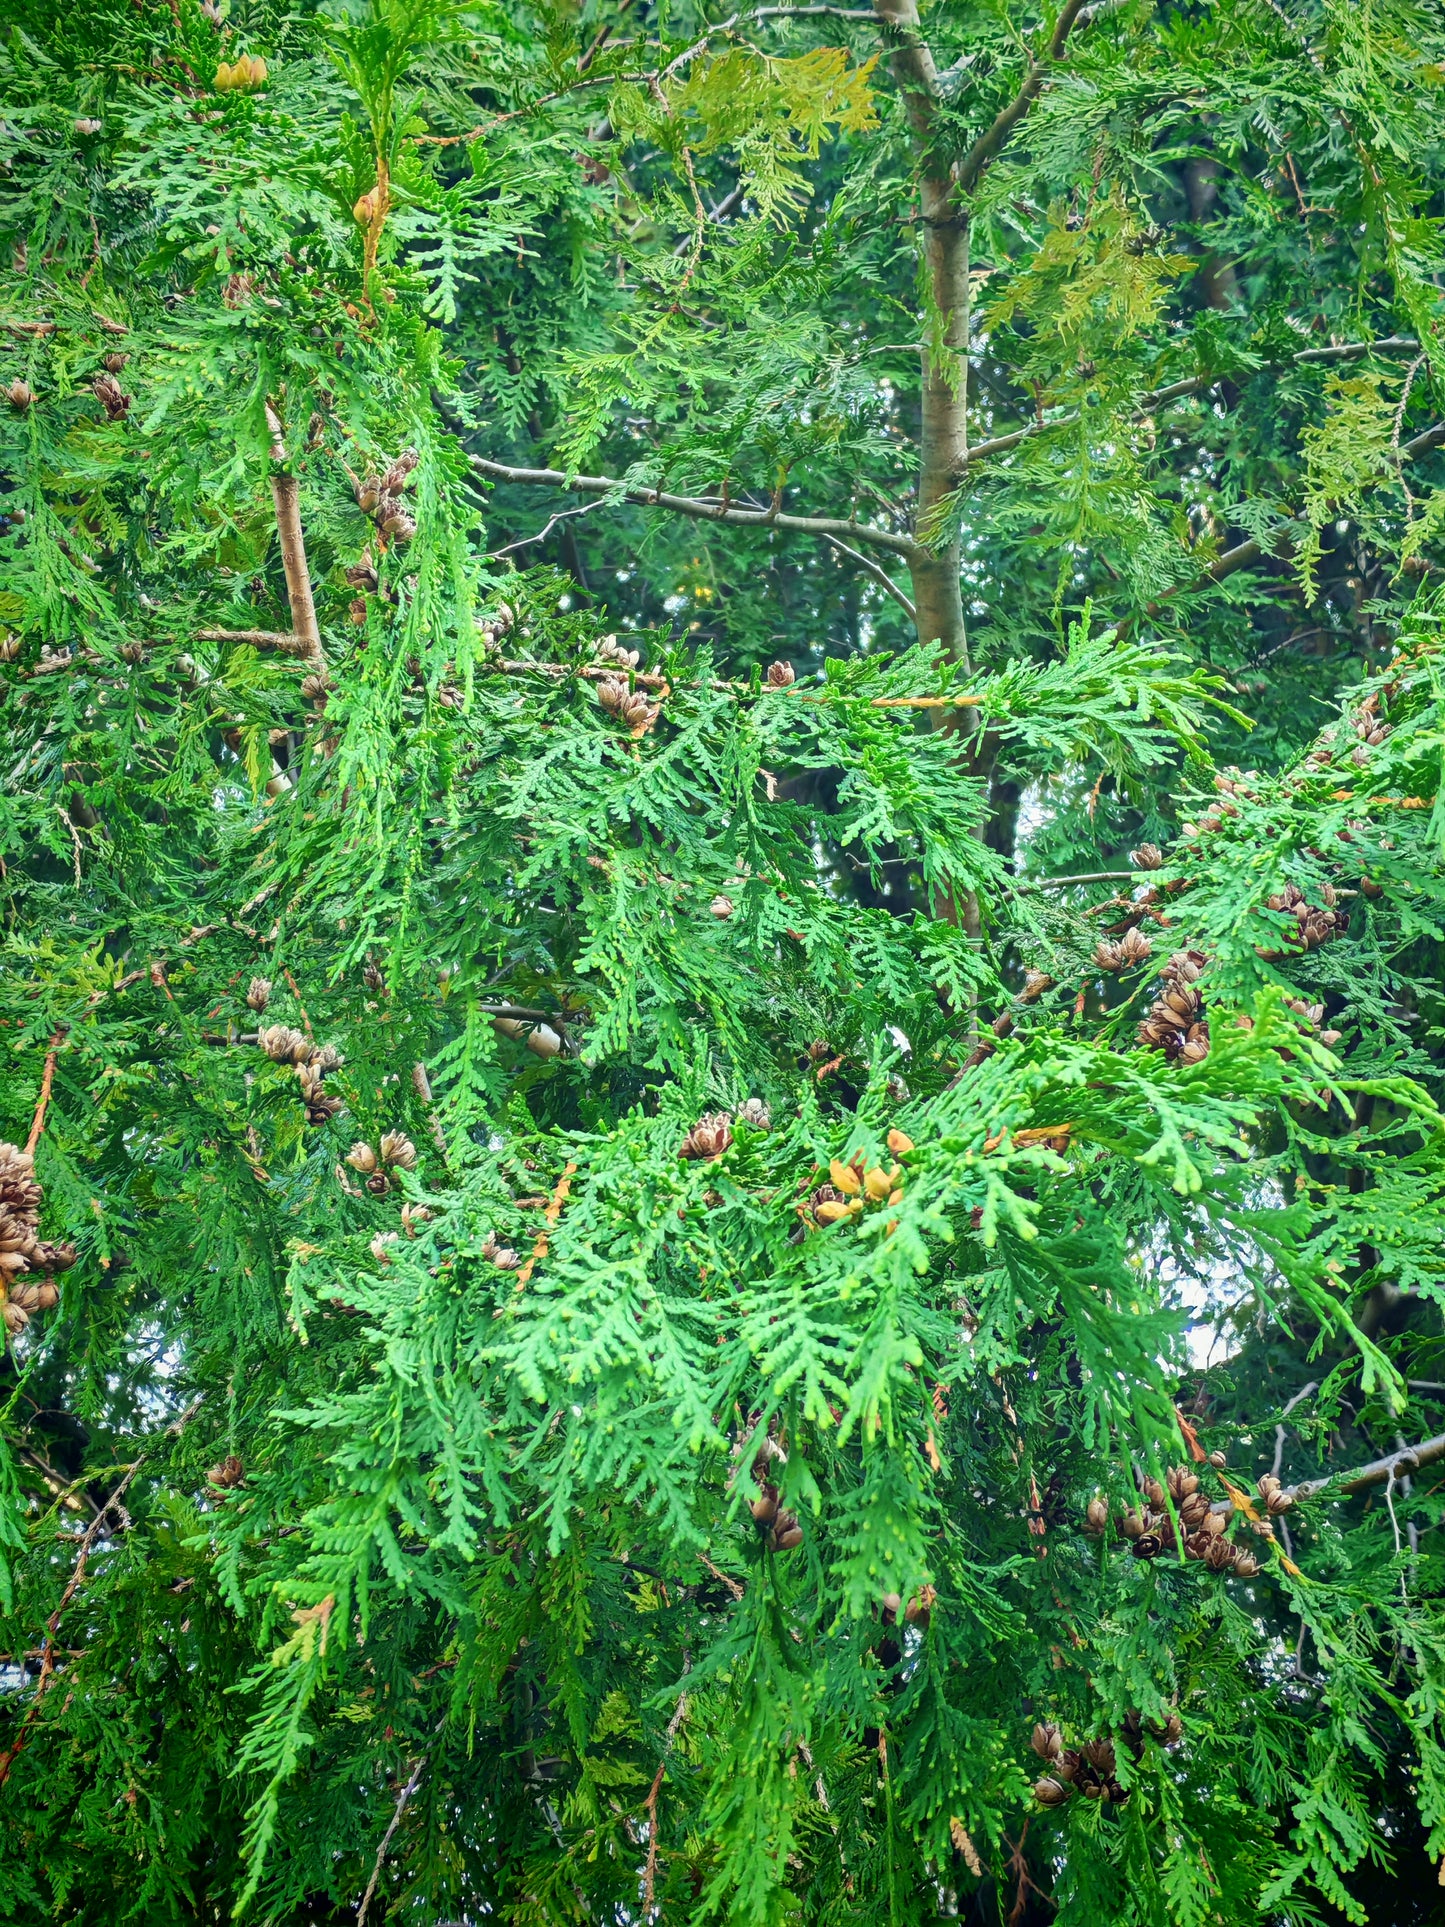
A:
1031;1722;1063;1761
736;1097;771;1132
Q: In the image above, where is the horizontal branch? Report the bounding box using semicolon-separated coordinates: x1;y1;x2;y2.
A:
955;337;1427;482
465;454;922;560
1209;1432;1445;1524
1206;416;1445;585
196;628;315;657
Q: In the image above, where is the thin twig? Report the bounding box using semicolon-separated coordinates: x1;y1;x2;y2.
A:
643;1669;691;1913
356;1736;438;1927
264;404;324;672
24;1033;64;1156
822;532;917;620
0;1396;203;1790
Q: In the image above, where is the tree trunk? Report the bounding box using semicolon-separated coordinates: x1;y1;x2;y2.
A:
874;0;970;668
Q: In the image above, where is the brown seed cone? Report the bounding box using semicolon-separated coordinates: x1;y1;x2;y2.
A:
1131;843;1164;869
1095;940;1125;971
1167;1465;1200;1501
1231;1546;1261;1577
736;1097;771;1132
1082;1737;1115;1775
1119;925;1153;965
246;976;272;1012
2;1299;30;1336
92;372;131;419
258;1024;308;1064
8;1279;58;1313
1207;1450;1228;1469
680;1112;732;1161
208;1455;245;1489
1119;1509;1147;1541
1021;970;1053;1002
765;660;796;687
34;1242;76;1273
1141;1476;1167;1508
347;1142;378;1174
750;1484;779;1525
365;1172;391;1196
1131;1532;1164;1560
1084;1496;1109;1536
1203;1535;1235;1571
0;1144;41;1215
1031;1721;1064;1761
1033;1777;1070;1807
379;1130;417;1170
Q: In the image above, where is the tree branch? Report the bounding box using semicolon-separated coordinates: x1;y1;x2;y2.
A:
954;0;1090;198
822;532;917;619
464;453;922;560
195;628;315;656
264;405;324;673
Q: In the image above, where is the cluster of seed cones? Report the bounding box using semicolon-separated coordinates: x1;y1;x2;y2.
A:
596;675;661;736
803;1133;911;1228
1305;686;1392;773
1094;926;1152;973
1258;881;1348;959
352;449;418;547
347;1131;417;1197
1031;1711;1182;1809
1136;948;1211;1064
0;1142;75;1336
1084;1462;1268;1576
679;1099;771;1162
749;1436;803;1552
253;990;345;1125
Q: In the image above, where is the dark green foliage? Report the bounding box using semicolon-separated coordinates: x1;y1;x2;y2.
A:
3;1;1445;1922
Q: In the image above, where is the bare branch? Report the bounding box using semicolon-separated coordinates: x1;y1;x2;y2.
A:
264;403;324;673
822;532;917;620
465;453;923;560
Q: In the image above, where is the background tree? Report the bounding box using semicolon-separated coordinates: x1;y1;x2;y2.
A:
2;1;1445;1923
